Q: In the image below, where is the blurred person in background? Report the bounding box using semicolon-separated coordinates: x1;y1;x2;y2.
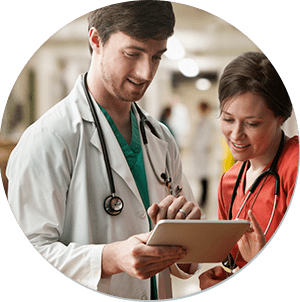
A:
192;100;216;208
168;96;191;151
159;105;175;138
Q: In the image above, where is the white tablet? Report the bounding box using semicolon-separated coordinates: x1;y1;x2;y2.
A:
146;219;250;263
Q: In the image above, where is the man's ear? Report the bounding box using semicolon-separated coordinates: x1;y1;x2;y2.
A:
89;27;101;53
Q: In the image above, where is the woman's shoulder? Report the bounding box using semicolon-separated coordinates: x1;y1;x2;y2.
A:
282;135;299;161
219;161;245;190
223;160;244;178
278;135;299;176
284;134;298;154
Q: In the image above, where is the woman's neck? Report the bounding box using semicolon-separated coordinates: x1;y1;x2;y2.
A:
249;131;284;172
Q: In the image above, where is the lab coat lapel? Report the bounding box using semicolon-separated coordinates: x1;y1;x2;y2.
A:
143;126;168;180
74;75;108;152
132;104;169;181
131;105;169;205
90;113;141;200
78;85;142;202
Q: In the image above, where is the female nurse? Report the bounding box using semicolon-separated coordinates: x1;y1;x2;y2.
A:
199;51;299;290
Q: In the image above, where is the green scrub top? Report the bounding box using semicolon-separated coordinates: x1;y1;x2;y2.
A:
98;105;157;300
99;106;150;211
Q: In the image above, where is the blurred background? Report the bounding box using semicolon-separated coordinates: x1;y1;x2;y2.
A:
0;2;298;298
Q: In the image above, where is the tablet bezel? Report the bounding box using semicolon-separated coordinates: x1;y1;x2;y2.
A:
146;219;250;263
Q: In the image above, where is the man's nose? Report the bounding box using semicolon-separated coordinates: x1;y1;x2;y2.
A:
135;57;155;82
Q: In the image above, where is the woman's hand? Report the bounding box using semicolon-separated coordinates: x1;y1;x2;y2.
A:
238;210;266;262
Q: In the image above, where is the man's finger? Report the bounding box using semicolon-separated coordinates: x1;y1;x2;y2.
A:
141;244;187;258
156;196;174;221
166;196;186;219
147;203;159;224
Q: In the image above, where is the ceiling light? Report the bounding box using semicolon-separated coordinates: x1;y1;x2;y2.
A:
178;58;199;77
196;78;212;90
165;36;185;60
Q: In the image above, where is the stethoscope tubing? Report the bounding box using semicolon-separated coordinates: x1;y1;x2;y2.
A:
229;130;285;232
82;73;116;196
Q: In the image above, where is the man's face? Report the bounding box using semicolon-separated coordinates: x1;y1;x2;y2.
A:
98;31;167;103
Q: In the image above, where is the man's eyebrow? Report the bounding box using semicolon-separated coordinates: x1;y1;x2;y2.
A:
126;46;167;54
157;48;168;54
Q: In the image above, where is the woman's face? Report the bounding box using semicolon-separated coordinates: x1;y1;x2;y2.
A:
220;91;284;164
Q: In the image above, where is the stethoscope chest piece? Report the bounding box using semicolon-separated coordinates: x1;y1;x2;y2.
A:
104;195;124;216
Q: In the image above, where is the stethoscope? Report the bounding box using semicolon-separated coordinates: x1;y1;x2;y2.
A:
82;72;177;216
223;130;285;270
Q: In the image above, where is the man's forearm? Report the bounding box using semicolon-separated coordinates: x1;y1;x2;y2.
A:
101;242;123;278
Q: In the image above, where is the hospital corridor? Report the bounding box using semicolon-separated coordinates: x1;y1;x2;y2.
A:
0;1;298;300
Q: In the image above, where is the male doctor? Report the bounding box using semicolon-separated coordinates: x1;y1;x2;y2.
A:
7;0;201;300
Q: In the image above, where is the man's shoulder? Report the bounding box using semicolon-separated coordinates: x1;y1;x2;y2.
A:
21;94;86;156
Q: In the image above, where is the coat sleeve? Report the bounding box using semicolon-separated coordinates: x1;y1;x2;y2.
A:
6;125;103;291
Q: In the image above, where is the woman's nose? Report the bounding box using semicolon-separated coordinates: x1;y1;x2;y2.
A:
231;123;245;140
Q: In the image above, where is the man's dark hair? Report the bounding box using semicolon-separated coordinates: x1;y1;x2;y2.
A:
88;0;175;53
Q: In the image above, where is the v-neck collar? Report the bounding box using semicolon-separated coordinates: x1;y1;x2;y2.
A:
241;160;274;196
98;105;141;155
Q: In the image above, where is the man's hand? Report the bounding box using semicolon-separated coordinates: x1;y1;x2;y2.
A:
101;232;187;280
147;195;201;225
199;266;228;290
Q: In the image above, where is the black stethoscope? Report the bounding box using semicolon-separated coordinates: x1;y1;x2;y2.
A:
223;130;285;270
82;72;174;216
228;130;285;223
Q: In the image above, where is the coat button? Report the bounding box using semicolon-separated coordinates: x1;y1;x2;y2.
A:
141;295;148;300
138;211;146;219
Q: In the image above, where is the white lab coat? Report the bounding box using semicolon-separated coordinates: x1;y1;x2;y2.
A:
7;75;198;300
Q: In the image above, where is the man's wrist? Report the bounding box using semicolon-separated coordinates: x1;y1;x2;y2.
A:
101;242;122;278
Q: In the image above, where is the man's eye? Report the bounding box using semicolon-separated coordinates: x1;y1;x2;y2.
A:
125;52;139;57
153;56;162;61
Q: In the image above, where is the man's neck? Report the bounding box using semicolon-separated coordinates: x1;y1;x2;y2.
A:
86;69;133;144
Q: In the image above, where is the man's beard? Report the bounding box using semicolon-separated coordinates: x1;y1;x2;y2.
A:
100;61;137;103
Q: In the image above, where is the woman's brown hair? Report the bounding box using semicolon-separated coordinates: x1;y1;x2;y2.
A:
219;52;292;121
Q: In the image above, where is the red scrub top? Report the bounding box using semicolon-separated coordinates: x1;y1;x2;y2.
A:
218;136;299;268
